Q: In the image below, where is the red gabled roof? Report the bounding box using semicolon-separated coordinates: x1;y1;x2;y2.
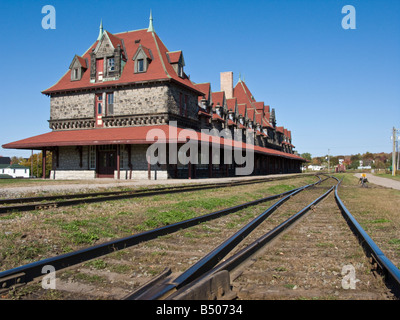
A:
237;103;247;117
247;108;256;121
254;102;264;110
255;110;263;124
42;29;202;95
226;97;237;112
76;56;87;69
167;51;182;64
233;80;256;108
105;31;124;51
211;91;225;107
194;82;211;102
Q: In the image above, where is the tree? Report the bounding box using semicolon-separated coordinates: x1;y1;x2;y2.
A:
300;153;312;161
20;152;52;178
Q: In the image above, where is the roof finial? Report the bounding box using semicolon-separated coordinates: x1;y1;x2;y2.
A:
238;73;242;82
98;19;103;40
147;10;155;32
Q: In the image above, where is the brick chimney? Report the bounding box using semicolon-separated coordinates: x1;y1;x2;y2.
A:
220;71;233;99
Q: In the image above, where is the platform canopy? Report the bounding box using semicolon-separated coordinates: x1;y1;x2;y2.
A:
2;125;305;161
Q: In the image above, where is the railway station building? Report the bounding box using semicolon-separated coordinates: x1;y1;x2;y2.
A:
2;15;305;180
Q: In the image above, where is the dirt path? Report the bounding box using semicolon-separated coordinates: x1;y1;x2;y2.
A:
354;173;400;190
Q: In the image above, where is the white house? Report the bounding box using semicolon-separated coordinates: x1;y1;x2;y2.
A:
307;165;325;171
0;164;30;178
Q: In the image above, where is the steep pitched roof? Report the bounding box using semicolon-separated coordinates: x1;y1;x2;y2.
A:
226;97;237;112
69;55;88;69
211;91;225;107
166;51;184;65
237;103;247;118
233;80;256;109
194;82;211;102
42;29;202;96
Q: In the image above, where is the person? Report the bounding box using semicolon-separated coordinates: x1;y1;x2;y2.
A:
359;173;368;187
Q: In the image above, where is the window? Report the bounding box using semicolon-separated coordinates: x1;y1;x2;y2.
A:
107;92;114;115
89;146;96;169
97;95;102;114
108;58;115;72
73;68;79;80
138;59;144;72
178;64;183;77
71;68;81;81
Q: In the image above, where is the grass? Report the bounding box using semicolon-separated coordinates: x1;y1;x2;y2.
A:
338;173;400;269
0;174;356;274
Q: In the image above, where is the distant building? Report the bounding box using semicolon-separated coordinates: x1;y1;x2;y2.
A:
0;164;30;178
307;165;325;171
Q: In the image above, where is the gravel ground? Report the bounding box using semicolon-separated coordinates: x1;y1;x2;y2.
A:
0;174;305;198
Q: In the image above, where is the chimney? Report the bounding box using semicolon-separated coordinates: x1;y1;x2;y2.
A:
220;71;233;99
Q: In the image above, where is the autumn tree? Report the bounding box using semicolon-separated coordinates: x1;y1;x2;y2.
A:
20;152;52;178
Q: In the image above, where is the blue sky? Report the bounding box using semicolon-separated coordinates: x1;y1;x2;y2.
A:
0;0;399;159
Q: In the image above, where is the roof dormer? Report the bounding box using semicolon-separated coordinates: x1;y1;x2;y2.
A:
132;45;153;73
90;27;125;82
167;51;185;78
69;55;88;81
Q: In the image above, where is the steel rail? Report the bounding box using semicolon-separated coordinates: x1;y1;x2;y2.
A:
125;177;328;300
0;174;311;214
168;181;337;300
334;179;400;296
0;177;322;291
0;174;312;204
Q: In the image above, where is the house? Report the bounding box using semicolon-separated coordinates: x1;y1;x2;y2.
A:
0;164;30;178
2;14;304;180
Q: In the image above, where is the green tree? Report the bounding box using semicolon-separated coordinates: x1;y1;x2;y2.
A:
20;152;52;178
300;153;312;161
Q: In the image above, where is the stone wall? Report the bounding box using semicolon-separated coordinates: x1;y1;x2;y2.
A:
49;82;199;128
50;93;95;120
115;84;169;116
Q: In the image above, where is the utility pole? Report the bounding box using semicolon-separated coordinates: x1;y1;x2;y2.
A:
393;127;397;177
328;149;330;173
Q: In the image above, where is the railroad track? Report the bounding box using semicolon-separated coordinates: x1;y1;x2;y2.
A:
0;174;322;294
0;174;309;215
1;174;399;300
124;176;400;300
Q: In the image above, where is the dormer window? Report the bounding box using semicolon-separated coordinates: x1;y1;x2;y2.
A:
167;51;185;78
133;45;152;74
72;68;79;81
178;64;183;77
138;59;144;72
90;30;126;83
108;58;115;72
69;55;87;81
